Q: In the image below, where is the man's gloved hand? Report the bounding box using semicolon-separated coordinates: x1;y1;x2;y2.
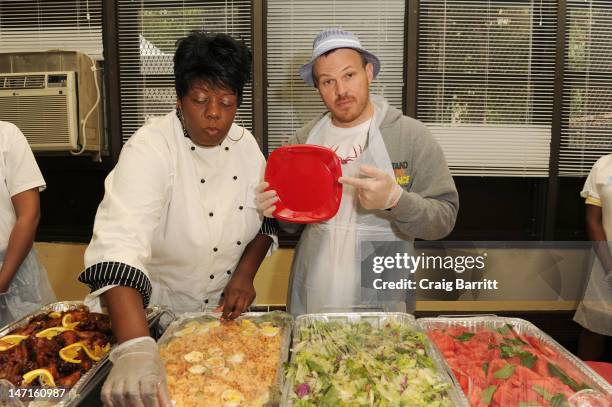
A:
339;164;403;210
255;181;278;218
101;336;172;407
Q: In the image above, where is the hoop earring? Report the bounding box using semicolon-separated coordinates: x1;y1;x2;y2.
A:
176;105;189;138
227;122;245;142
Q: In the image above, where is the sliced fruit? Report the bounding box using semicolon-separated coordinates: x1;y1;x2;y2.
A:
48;311;62;319
59;342;84;364
82;342;111;361
36;326;71;339
62;314;80;329
0;334;28;351
22;368;56;386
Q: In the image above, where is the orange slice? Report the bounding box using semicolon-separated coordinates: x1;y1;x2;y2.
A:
22;369;55;386
62;314;80;329
59;342;84;364
0;334;28;351
82;342;110;361
35;326;71;339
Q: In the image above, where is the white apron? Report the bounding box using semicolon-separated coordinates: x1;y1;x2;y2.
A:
0;249;56;327
288;104;414;315
575;171;612;335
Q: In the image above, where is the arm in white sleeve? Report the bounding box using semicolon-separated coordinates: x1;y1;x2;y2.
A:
79;129;172;307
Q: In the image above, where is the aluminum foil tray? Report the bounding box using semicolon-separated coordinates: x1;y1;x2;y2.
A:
158;311;293;407
418;316;612;406
282;312;469;406
0;301;165;407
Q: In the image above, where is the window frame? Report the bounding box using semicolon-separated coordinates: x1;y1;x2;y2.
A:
100;0;596;245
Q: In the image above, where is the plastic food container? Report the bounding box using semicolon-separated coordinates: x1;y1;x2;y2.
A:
158;311;293;407
283;312;469;406
418;315;612;407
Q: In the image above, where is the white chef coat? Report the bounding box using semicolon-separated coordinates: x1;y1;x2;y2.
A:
81;111;266;313
575;154;612;335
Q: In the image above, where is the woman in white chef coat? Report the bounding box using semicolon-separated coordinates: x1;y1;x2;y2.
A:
575;154;612;361
0;121;55;327
78;32;276;407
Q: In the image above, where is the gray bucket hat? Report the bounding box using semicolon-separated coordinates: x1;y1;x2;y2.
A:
299;28;381;87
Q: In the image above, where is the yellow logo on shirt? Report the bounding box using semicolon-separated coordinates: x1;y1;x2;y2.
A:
394;168;411;186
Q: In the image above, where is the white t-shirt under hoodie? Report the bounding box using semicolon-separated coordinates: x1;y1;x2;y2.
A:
321;118;371;165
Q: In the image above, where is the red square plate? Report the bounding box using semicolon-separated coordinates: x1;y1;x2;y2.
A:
265;145;342;223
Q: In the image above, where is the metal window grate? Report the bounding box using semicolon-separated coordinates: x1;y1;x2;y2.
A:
558;1;612;176
116;1;253;143
266;0;406;153
0;1;103;60
417;0;557;177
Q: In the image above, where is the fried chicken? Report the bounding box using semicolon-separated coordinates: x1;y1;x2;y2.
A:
0;309;113;388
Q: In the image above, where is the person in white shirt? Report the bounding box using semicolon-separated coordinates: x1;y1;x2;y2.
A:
0;121;55;326
78;32;276;407
575;154;612;360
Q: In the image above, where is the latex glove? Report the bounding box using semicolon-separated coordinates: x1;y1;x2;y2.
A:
255;181;278;218
214;273;256;320
338;164;403;210
101;336;172;407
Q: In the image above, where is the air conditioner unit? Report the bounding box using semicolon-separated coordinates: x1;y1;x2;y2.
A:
0;71;78;151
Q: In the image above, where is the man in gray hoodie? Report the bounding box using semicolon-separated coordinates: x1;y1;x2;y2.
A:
257;28;458;315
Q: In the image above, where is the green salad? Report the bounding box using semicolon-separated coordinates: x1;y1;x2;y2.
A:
286;320;454;406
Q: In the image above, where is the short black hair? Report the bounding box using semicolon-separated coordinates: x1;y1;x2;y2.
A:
313;48;368;87
174;31;252;106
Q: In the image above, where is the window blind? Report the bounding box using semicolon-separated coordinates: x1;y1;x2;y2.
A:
117;1;252;143
0;0;103;60
418;0;557;176
266;0;405;152
559;1;612;176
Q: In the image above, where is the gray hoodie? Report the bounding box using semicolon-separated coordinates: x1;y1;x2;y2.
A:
287;94;459;240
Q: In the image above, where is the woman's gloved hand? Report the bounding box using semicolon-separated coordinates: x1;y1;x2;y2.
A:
339;164;403;210
255;181;278;218
101;336;172;407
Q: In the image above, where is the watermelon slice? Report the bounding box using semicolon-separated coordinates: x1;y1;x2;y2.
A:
427;324;601;407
